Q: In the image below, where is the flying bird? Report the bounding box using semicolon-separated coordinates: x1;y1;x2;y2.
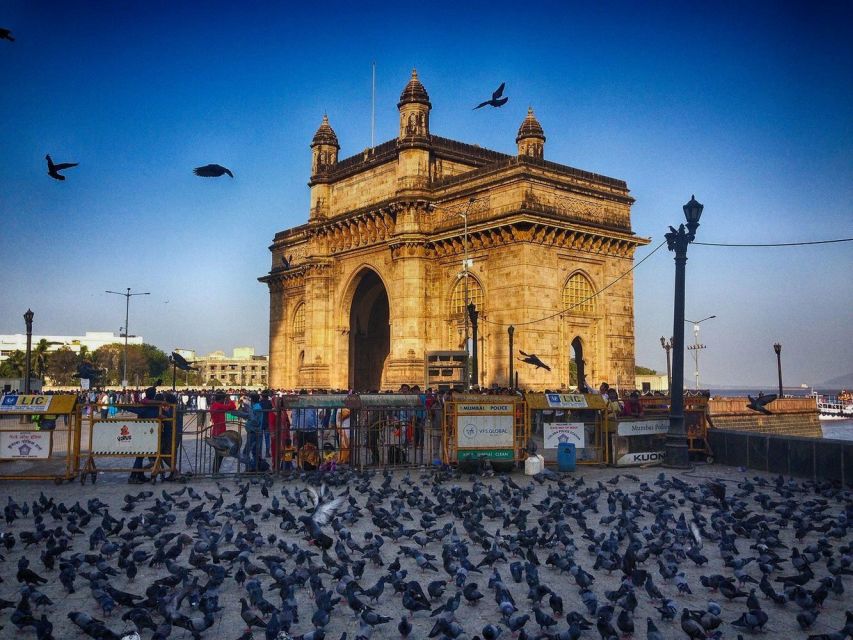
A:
519;350;551;371
193;164;233;178
0;28;14;41
474;82;508;109
747;393;777;415
170;352;198;371
46;154;78;181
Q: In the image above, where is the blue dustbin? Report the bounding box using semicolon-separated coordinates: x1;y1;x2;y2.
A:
557;442;576;472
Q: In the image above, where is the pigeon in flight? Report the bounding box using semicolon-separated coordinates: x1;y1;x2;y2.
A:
474;82;508;109
519;350;551;371
746;393;777;415
170;352;198;372
46;154;78;181
193;164;233;178
0;28;14;41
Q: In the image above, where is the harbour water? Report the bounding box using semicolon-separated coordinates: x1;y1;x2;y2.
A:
820;418;853;441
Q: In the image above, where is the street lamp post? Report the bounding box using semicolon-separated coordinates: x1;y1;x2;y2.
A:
659;336;673;394
773;343;783;399
23;309;34;394
106;288;150;388
467;302;479;388
508;325;515;389
685;315;716;389
458;197;475;389
664;195;704;469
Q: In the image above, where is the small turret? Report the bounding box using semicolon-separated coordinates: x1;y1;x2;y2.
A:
398;69;431;141
311;114;340;176
516;107;545;159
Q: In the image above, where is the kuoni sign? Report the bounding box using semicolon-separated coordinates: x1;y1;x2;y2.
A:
0;431;51;459
0;395;53;413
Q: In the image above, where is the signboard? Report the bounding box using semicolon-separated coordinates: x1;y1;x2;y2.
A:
457;414;514;448
91;420;159;455
543;422;586;449
456;403;513;414
80;378;91;390
616;450;666;466
0;395;53;413
545;393;589;409
0;431;51;459
457;449;514;461
617;419;670;437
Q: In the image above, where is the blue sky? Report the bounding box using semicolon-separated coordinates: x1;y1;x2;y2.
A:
1;1;851;387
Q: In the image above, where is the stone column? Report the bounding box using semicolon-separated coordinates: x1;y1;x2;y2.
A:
301;261;333;388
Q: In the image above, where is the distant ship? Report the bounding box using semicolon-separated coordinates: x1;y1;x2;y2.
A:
813;390;853;420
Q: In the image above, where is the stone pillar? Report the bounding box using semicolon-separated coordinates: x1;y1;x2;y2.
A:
301;262;332;388
267;279;287;388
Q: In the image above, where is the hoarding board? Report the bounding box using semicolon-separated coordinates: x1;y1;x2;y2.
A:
616;419;670;437
456;414;514;448
615;450;666;466
0;395;53;413
543;422;586;449
91;420;159;455
0;431;51;459
544;393;589;409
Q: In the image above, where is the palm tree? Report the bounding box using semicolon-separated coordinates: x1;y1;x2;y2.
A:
0;350;26;377
32;339;61;382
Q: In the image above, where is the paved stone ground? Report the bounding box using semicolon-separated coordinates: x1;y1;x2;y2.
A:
0;463;850;640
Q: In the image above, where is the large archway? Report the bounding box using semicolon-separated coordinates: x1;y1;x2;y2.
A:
349;270;390;391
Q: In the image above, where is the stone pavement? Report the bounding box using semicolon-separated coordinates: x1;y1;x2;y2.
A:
0;463;850;640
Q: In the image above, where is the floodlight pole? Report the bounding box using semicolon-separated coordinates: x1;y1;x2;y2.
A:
106;288;150;388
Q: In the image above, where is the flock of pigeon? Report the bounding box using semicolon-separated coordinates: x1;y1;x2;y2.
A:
0;465;851;640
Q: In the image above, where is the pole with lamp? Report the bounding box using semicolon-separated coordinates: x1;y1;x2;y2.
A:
659;336;673;394
685;315;715;390
23;309;34;394
457;197;476;389
106;288;150;389
467;302;479;388
508;325;515;389
664;195;704;469
773;343;783;399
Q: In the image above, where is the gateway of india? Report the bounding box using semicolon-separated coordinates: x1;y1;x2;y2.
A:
261;71;649;391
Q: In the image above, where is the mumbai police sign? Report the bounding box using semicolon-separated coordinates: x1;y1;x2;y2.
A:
0;395;53;413
456;403;514;449
616;419;670;436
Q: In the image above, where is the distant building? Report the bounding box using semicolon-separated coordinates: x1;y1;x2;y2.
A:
635;373;669;393
196;348;268;387
0;331;143;363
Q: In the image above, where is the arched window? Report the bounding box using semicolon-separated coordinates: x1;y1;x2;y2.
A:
450;275;484;316
293;303;305;336
562;273;596;315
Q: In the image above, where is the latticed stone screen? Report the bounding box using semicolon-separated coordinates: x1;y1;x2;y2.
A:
293;303;305;336
562;273;596;315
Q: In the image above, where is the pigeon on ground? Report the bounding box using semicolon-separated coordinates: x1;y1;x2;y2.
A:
474;82;508;109
45;154;78;181
193;164;233;178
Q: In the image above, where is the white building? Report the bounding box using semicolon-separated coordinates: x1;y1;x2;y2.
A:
0;331;144;362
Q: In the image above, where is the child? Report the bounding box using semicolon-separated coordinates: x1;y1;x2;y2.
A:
320;442;338;472
281;438;296;471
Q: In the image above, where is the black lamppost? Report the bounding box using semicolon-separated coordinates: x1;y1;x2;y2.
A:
508;325;515;389
467;302;479;388
664;195;704;469
773;343;783;399
660;336;673;394
23;309;34;394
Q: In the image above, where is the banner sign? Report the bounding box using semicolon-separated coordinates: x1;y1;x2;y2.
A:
0;431;51;459
457;448;514;461
617;419;670;437
456;403;513;414
544;393;589;409
91;420;159;455
0;395;53;413
543;422;586;449
457;414;514;448
616;450;666;466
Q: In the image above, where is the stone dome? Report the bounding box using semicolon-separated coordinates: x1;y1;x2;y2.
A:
516;107;546;142
398;69;431;108
311;115;339;148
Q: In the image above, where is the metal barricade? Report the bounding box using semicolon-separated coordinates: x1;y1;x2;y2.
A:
79;402;177;484
0;394;80;483
526;392;608;466
444;394;529;467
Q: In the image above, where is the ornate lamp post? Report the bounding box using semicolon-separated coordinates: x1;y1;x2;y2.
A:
508;325;515;389
23;309;34;394
773;343;783;399
457;197;475;389
467;302;479;388
106;288;150;388
660;336;673;394
664;195;704;469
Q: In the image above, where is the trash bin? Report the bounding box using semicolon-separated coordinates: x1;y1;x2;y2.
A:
557;442;576;472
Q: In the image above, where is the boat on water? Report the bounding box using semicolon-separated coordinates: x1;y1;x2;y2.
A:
813;389;853;420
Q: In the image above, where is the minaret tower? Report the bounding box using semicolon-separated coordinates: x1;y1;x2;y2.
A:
396;69;431;191
516;107;545;159
309;114;339;219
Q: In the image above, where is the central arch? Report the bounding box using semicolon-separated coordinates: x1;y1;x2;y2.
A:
348;269;390;391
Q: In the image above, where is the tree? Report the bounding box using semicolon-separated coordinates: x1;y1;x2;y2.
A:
140;344;169;380
32;339;61;381
0;350;25;377
46;347;78;385
635;366;657;375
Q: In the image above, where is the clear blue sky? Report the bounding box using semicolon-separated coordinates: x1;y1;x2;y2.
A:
1;1;851;387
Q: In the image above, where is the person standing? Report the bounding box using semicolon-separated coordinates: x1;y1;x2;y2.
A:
235;392;263;471
209;391;236;473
